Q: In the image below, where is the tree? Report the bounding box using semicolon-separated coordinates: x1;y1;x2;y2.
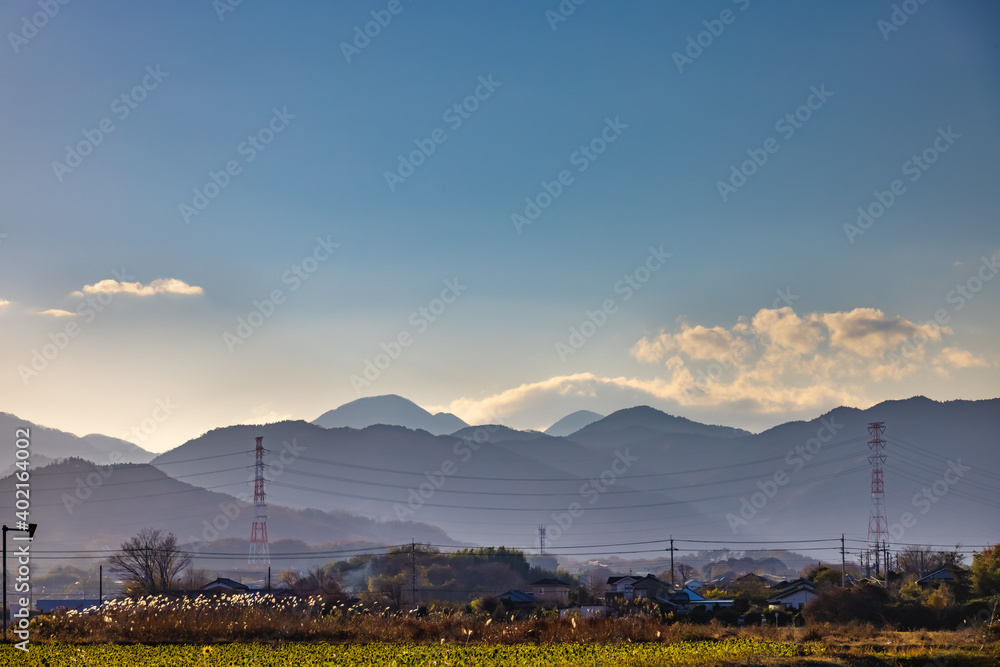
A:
182;568;212;590
807;566;843;588
925;584;956;611
971;544;1000;598
674;563;699;587
660;563;699;588
107;528;191;595
803;581;888;625
896;545;944;576
899;580;927;603
367;572;407;610
301;565;344;597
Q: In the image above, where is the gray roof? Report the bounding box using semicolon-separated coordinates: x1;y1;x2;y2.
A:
201;577;250;591
531;577;570;588
499;589;537;604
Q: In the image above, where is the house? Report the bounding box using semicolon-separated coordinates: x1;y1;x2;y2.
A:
631;575;673;601
917;567;956;588
200;577;251;594
669;587;733;611
767;579;817;610
606;574;673;602
498;589;537;612
733;573;771;588
530;578;571;606
605;575;641;601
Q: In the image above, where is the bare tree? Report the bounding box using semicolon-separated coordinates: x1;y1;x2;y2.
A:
279;569;299;589
367;572;406;610
302;565;344;597
182;568;212;590
108;528;191;595
661;563;699;588
896;545;946;577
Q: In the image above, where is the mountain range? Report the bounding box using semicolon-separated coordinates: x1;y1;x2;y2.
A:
0;457;458;572
4;395;998;571
0;412;154;477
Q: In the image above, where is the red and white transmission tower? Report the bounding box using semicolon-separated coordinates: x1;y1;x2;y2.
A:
867;421;887;575
248;436;270;566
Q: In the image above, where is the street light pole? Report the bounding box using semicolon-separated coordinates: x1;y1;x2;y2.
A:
3;524;37;642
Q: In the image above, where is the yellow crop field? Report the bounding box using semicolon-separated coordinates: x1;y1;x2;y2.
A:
1;638;812;667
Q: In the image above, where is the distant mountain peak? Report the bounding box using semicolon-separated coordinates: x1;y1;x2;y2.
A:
575;405;750;439
312;395;468;436
545;410;604;437
450;424;551;443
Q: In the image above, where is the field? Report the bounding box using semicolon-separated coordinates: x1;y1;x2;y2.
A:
3;595;997;666
1;634;998;667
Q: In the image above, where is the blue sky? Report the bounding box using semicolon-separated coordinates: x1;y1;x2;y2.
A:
1;0;998;452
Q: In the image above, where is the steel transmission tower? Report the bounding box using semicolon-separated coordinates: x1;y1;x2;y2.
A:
867;421;887;576
538;525;546;555
248;436;270;566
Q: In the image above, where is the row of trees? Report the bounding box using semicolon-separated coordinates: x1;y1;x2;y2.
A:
104;530;573;605
104;528;1000;619
800;545;1000;628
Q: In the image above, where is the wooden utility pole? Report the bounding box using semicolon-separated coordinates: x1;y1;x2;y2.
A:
841;535;846;586
666;536;677;589
883;541;889;588
411;540;417;611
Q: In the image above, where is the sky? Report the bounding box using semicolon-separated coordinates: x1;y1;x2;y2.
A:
1;0;998;454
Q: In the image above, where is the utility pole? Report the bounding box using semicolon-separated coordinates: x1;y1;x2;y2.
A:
410;540;417;611
267;567;271;593
841;534;846;586
884;541;889;588
666;535;676;589
99;565;102;606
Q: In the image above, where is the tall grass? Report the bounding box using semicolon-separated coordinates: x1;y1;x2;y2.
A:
24;593;997;652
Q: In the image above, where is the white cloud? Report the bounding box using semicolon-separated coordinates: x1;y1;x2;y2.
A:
630;333;673;364
71;278;203;297
0;298;11;308
632;324;745;364
672;325;736;360
438;371;858;428
620;305;982;415
437;305;986;430
818;307;943;358
751;307;824;354
38;309;77;317
934;347;990;373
